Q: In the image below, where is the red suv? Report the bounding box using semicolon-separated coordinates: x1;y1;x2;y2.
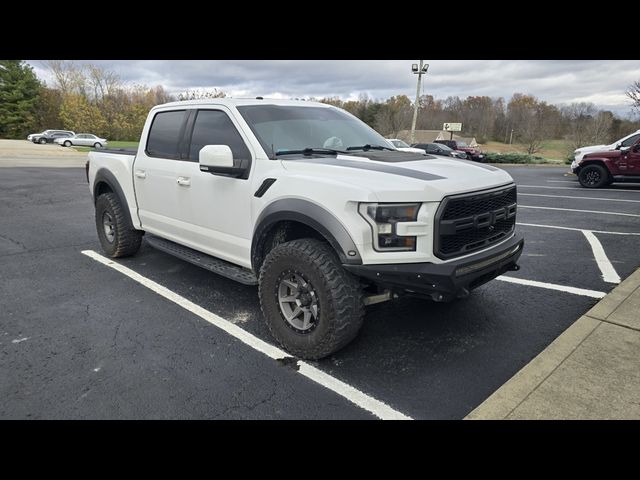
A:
435;139;484;161
575;138;640;188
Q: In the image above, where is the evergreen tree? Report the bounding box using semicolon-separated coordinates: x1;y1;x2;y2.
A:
0;60;42;138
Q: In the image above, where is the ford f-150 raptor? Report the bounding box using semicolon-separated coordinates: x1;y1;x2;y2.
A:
88;98;524;359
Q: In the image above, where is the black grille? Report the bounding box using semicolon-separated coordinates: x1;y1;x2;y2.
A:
435;185;517;259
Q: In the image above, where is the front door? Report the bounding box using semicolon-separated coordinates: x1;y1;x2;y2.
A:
172;107;256;268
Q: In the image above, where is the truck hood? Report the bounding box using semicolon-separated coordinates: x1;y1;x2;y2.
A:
583;149;621;159
280;151;514;202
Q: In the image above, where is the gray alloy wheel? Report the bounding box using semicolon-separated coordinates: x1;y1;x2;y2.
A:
63;140;72;147
38;137;46;144
94;142;102;148
277;271;320;333
102;211;115;243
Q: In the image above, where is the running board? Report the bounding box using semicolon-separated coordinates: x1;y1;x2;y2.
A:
145;235;258;285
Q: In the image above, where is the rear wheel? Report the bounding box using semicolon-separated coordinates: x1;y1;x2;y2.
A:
259;238;364;360
94;142;102;148
95;192;142;257
578;164;610;188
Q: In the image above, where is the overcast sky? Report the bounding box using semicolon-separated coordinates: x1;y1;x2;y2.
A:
27;60;640;117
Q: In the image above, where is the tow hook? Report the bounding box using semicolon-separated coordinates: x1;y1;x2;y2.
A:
508;263;520;271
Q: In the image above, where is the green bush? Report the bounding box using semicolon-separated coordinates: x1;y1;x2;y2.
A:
483;152;547;164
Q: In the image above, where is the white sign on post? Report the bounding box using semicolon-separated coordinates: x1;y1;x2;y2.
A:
443;123;462;132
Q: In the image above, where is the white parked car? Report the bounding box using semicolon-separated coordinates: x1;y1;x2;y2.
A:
572;130;640;172
56;133;108;148
387;138;427;155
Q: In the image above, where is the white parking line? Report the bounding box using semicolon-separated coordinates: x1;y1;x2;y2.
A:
81;249;411;421
581;230;621;284
547;180;576;183
496;276;606;299
519;185;640;193
517;222;640;236
519;205;640;218
519;193;640;203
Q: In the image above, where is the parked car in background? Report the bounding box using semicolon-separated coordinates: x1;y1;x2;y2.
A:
571;129;640;173
435;139;484;161
56;133;108;148
386;138;427;155
573;138;640;188
411;142;468;159
29;130;75;144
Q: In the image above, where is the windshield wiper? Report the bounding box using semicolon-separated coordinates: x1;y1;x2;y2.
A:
275;148;345;157
346;144;395;152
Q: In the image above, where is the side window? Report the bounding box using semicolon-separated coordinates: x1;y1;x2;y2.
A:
146;110;187;159
188;110;251;161
621;134;640;147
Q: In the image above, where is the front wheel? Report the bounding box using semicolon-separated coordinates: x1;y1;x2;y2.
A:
578;164;610;188
93;142;102;148
95;192;142;257
259;238;364;360
38;138;46;144
63;140;72;147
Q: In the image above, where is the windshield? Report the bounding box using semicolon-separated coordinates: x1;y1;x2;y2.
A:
436;143;453;151
391;139;410;148
237;105;390;156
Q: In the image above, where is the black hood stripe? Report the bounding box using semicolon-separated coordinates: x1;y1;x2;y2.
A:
286;157;446;181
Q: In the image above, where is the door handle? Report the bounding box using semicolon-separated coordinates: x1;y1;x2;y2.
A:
177;177;191;186
134;170;146;179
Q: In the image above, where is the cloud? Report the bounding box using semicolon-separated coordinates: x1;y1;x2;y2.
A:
27;60;640;116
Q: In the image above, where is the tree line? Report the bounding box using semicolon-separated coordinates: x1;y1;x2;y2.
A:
1;60;639;152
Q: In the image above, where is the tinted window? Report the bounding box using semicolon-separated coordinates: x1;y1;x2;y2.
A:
622;134;640;147
146;110;187;159
188;110;250;161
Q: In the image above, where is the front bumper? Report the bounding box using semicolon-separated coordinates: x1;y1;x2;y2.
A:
344;233;524;301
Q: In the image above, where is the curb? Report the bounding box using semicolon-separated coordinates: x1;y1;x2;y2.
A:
466;267;640;420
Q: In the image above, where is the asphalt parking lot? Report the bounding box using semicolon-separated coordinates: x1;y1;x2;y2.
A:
1;146;639;419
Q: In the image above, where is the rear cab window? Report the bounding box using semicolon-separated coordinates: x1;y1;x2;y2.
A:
145;110;188;159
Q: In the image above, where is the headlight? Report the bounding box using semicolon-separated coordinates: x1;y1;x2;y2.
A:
359;203;420;251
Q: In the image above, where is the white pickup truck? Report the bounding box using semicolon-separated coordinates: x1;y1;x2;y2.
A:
88;98;524;359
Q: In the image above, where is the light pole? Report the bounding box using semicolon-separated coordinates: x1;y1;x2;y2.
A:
509;129;514;145
410;60;429;145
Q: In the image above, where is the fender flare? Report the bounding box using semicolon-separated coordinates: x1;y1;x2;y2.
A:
93;168;135;228
252;198;362;271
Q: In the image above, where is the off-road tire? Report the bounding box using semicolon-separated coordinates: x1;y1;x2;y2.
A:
578;164;610;188
95;192;142;257
259;238;364;360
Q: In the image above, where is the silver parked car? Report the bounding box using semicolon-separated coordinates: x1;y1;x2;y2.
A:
56;133;108;148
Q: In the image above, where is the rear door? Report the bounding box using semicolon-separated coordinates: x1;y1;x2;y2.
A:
133;109;190;239
626;139;640;175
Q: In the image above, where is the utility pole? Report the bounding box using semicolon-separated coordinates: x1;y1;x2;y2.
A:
509;129;514;145
410;60;429;145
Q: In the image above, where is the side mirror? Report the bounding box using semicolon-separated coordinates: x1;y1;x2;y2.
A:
199;145;247;178
615;143;622;150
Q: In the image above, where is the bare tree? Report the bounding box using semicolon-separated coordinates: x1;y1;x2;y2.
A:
562;102;597;150
627;81;640;113
44;60;86;95
177;88;226;100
